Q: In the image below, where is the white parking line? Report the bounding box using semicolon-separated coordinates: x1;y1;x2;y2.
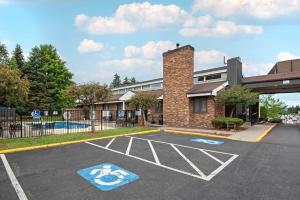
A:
1;154;28;200
171;144;206;177
85;136;239;181
125;137;133;155
148;140;160;165
86;141;205;180
105;138;115;149
199;149;224;165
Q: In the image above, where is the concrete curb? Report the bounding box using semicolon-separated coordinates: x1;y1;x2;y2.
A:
0;129;160;154
164;129;229;139
255;124;277;142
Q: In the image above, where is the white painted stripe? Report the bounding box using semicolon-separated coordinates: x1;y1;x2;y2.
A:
105;137;115;149
86;137;239;181
125;137;133;155
205;154;239;181
1;154;28;200
147;140;160;165
85;142;207;180
127;136;236;156
199;149;224;165
170;144;206;178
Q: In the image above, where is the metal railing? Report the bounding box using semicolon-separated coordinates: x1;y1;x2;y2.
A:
0;109;138;139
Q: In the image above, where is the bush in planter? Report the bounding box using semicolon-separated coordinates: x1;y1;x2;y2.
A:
211;117;244;129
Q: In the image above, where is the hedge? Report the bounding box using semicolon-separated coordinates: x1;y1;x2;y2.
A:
211;117;244;129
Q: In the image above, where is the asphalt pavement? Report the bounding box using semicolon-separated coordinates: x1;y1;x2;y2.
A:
1;124;300;200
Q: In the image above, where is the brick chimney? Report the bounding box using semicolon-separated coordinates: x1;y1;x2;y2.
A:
163;45;194;127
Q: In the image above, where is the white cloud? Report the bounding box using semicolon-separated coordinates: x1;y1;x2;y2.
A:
78;39;104;54
180;15;263;37
95;40;176;82
192;0;300;19
195;50;228;68
243;51;300;77
277;52;299;61
243;62;273;77
75;2;188;35
124;41;174;59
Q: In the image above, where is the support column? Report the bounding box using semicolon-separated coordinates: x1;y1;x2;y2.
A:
122;101;125;110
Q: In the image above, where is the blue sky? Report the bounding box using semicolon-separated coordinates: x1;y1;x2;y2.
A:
0;0;300;106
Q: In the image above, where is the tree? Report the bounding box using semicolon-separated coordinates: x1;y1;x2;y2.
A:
129;93;159;126
0;64;29;108
65;82;111;132
11;44;25;73
24;44;73;110
217;85;259;117
123;77;129;85
0;43;9;65
260;95;287;120
130;77;136;84
287;105;300;114
110;73;121;88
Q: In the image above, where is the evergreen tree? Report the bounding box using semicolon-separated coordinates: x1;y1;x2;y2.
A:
123;76;129;85
24;44;73;110
130;77;136;84
110;73;121;88
0;43;9;65
11;44;25;73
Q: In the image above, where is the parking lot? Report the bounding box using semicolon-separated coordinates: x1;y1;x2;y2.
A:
1;125;300;200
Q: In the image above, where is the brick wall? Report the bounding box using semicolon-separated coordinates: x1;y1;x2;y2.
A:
163;45;194;127
189;96;225;128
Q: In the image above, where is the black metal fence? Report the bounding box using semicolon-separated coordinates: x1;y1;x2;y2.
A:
0;108;138;139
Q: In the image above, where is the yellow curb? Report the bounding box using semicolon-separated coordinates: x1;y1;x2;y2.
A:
0;129;160;154
255;124;277;142
164;129;229;139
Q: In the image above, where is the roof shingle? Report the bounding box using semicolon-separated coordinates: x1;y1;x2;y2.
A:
187;81;226;94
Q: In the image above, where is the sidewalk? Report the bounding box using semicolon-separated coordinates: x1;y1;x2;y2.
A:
228;123;276;142
162;123;277;142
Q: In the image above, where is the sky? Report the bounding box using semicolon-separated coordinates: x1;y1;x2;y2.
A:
0;0;300;106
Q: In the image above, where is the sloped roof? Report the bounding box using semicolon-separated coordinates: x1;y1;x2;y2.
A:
99;89;163;104
242;72;300;84
187;81;227;94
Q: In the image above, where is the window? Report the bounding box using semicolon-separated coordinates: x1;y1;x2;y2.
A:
103;104;109;111
155;101;163;113
142;85;150;90
206;73;221;80
150;83;162;88
197;76;204;82
117;103;123;110
193;97;207;113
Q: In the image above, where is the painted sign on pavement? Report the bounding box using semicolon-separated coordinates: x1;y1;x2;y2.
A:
191;138;224;145
77;163;139;191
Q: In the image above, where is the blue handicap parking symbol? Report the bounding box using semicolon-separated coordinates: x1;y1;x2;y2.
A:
191;138;224;145
77;163;139;191
31;109;41;120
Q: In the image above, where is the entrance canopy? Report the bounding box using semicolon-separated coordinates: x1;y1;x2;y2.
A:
242;72;300;94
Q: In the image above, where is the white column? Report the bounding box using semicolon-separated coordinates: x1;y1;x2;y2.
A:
122;101;125;110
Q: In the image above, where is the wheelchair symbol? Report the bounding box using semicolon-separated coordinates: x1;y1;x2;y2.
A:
90;164;129;186
77;163;139;191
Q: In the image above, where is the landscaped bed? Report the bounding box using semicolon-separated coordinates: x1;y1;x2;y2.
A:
0;127;156;151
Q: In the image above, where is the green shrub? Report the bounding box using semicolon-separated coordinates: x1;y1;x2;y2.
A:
268;118;282;123
211;117;244;129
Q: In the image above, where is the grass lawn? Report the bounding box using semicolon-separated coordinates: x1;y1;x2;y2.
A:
0;127;157;151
